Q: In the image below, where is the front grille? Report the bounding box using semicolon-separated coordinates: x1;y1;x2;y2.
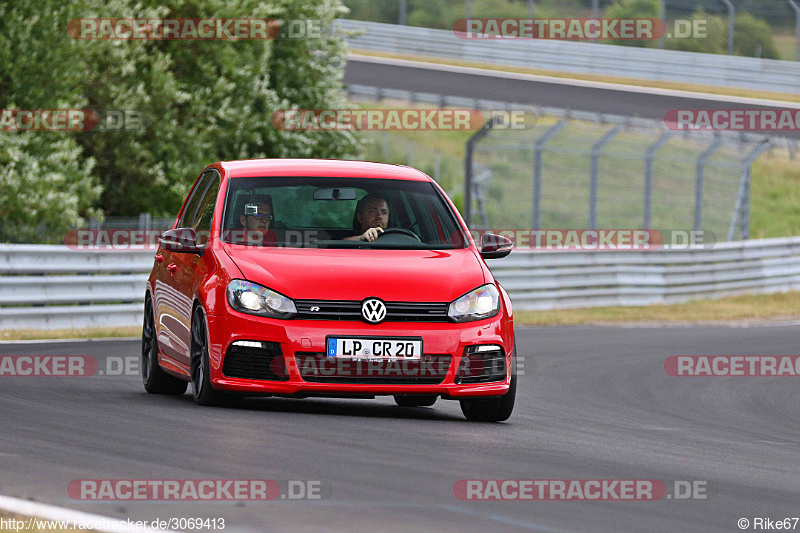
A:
294;352;451;384
222;341;288;381
294;300;450;322
456;346;507;384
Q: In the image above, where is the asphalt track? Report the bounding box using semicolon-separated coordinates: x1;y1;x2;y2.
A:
344;56;800;140
1;324;798;532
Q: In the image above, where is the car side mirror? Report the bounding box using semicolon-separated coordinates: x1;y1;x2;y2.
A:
480;233;513;259
160;228;203;254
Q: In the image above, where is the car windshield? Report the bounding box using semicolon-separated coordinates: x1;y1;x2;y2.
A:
221;176;469;249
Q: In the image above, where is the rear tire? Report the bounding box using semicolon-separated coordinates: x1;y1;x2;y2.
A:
141;296;188;395
394;394;437;407
459;339;517;422
190;307;240;407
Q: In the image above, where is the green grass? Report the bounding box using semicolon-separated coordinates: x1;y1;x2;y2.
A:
514;290;800;325
0;326;141;341
749;154;800;239
774;33;798;61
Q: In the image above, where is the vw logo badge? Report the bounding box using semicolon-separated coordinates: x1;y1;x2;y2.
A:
361;298;387;324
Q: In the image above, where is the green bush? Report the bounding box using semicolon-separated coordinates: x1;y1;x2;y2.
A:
667;8;727;54
603;0;660;47
734;12;779;59
666;9;778;59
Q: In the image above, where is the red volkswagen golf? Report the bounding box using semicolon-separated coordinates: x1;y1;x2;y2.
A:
142;159;516;421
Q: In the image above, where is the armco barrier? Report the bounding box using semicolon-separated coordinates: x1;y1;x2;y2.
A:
2;237;800;330
0;245;152;330
339;20;800;95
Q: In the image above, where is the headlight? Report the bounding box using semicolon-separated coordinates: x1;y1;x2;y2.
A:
226;279;297;319
448;284;500;322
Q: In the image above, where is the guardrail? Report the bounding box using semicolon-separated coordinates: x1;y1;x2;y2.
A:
2;238;800;330
0;245;152;330
340;20;800;94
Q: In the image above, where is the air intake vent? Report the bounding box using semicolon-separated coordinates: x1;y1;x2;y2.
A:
294;300;450;322
222;340;288;381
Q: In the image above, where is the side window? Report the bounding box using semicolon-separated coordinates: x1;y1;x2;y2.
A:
192;174;221;246
178;173;211;228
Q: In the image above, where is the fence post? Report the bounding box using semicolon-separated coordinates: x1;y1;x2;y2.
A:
789;0;800;61
434;149;441;181
658;0;666;49
382;132;389;161
464;118;497;227
589;125;623;230
399;0;407;25
532;120;566;230
728;140;771;241
644;131;673;229
138;212;151;231
695;135;722;232
720;0;734;55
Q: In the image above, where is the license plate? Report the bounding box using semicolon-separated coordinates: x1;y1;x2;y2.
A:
326;337;422;360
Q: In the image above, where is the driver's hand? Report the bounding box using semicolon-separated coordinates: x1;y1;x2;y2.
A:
361;227;384;242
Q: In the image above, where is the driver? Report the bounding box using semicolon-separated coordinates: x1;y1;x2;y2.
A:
239;194;277;245
344;193;389;242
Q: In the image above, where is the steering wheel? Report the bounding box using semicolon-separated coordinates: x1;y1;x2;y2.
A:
378;228;421;242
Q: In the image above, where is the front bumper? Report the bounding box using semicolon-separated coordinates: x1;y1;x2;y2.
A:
205;310;513;398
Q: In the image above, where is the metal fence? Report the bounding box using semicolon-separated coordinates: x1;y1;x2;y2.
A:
470;113;770;241
2;238;800;330
348;84;779;242
339;19;800;93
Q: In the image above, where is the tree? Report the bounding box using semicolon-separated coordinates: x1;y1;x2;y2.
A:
0;0;359;242
0;0;103;242
75;0;360;216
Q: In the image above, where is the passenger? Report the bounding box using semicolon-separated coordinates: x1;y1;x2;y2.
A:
239;194;277;245
344;193;390;242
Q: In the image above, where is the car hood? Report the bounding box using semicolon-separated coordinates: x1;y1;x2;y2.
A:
222;244;486;302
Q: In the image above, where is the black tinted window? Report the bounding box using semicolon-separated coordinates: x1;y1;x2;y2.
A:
222;177;467;249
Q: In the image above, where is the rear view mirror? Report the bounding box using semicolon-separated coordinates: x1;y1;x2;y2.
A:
480;233;513;259
313;187;357;200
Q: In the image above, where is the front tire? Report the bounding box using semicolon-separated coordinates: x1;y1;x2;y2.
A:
142;296;187;395
459;340;517;422
190;307;239;406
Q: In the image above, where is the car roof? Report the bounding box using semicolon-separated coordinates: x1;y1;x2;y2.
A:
217;159;432;181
